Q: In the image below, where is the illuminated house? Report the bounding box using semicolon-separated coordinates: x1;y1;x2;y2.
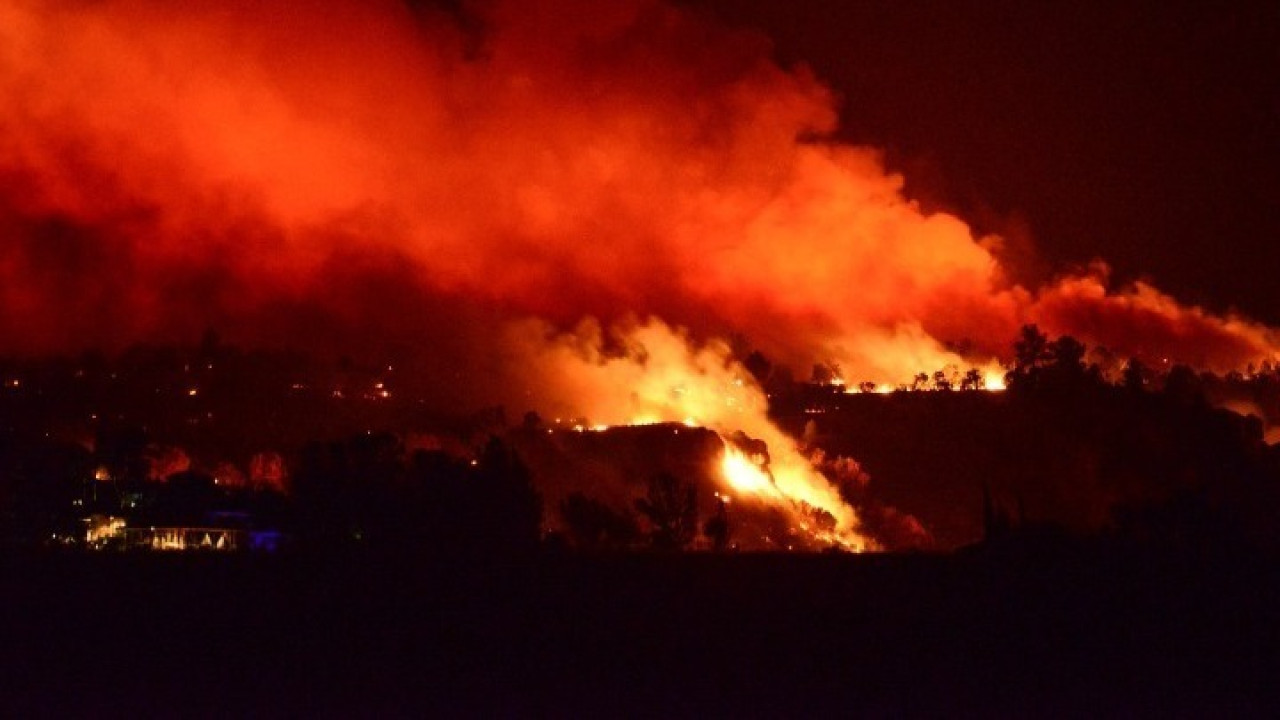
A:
74;501;288;553
83;514;128;547
119;526;247;551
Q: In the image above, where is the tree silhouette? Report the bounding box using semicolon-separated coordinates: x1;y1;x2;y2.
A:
810;363;836;385
95;423;150;492
1048;336;1087;375
1006;324;1051;390
292;439;361;547
5;439;94;544
292;434;542;555
1005;325;1102;394
704;495;731;551
470;436;543;555
152;469;220;526
1122;359;1150;391
960;368;985;391
1164;364;1205;406
560;492;639;551
635;472;698;551
1014;324;1052;371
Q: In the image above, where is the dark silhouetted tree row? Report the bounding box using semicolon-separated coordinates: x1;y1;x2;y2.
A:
3;329;1279;554
634;471;700;551
291;433;542;557
559;492;640;551
778;324;1280;550
558;477;736;553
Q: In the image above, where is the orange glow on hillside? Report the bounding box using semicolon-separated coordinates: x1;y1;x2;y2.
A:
0;0;1276;554
719;441;774;496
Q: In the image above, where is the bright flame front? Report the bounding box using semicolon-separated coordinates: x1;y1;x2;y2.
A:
719;441;774;496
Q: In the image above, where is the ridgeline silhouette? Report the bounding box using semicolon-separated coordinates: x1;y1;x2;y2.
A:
0;325;1277;555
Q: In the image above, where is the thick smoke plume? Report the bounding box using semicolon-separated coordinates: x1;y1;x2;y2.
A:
7;0;1277;549
3;0;1275;379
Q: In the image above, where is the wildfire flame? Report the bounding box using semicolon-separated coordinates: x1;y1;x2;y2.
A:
508;317;871;548
719;441;774;496
1;0;1277;552
565;411;868;549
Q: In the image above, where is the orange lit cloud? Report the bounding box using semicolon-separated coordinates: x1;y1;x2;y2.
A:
0;0;1275;381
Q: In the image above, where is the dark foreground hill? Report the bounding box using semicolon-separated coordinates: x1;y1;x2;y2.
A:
2;545;1278;717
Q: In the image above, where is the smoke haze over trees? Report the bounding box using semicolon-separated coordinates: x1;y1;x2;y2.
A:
0;0;1275;409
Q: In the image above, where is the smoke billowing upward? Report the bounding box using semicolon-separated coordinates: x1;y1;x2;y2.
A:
1;0;1277;379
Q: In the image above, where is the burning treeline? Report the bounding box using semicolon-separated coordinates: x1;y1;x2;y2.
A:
1;1;1278;549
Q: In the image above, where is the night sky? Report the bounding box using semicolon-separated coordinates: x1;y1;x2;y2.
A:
0;0;1275;375
700;0;1280;323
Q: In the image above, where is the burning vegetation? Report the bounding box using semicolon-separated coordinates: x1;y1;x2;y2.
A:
0;1;1278;554
2;326;1279;554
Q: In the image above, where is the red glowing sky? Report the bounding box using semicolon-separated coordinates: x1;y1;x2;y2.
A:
0;0;1275;387
703;0;1280;323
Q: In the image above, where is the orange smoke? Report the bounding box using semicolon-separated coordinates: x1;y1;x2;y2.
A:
0;0;1276;379
500;316;871;547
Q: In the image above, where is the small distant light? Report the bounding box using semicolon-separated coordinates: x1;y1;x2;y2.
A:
187;388;198;396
